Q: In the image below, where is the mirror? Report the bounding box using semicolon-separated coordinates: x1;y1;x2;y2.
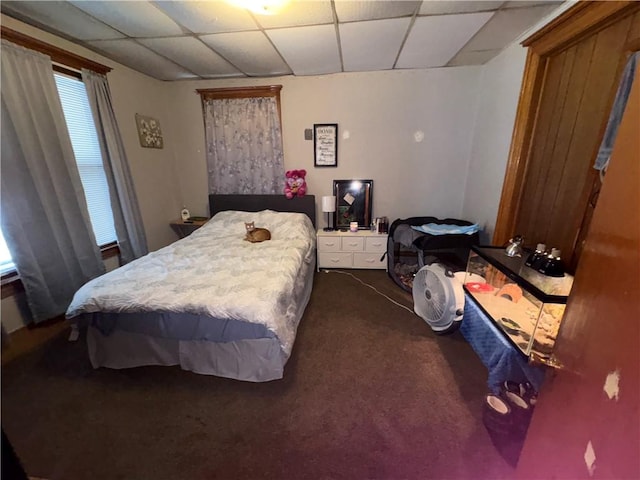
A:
333;179;373;230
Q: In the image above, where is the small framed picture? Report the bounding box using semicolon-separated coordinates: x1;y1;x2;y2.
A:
313;123;338;167
135;113;163;149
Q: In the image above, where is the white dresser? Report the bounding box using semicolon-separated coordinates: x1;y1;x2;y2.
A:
317;229;388;271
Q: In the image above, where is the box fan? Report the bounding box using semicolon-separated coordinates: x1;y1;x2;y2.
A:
412;264;465;334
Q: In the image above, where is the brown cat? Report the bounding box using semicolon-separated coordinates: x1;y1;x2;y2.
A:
244;221;271;243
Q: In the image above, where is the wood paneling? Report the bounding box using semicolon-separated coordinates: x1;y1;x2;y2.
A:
514;17;633;267
523;1;637;55
627;10;640;45
493;2;640;272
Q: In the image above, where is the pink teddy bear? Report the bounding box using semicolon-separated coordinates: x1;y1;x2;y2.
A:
284;169;307;199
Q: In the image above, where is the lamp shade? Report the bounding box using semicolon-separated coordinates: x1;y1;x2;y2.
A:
322;195;336;213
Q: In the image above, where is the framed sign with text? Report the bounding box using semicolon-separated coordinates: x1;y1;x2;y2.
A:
313;123;338;167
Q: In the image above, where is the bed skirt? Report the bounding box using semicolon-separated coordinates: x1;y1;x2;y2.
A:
85;252;315;382
87;329;288;382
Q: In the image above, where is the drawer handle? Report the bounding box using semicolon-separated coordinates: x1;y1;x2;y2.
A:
330;258;340;263
366;259;375;263
348;242;359;247
371;242;382;247
325;241;336;246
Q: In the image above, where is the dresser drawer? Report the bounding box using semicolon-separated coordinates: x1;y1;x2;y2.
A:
365;236;387;252
318;252;353;268
317;236;341;251
316;230;387;271
341;237;364;251
353;252;386;269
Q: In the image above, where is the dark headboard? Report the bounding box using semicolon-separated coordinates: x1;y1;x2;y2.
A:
209;194;316;227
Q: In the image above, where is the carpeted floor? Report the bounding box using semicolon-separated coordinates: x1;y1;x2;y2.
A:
1;270;515;480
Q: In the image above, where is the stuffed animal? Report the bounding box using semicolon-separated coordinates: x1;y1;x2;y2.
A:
284;169;307;199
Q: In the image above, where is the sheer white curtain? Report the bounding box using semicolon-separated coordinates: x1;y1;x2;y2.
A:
0;40;105;323
82;69;148;263
203;96;285;194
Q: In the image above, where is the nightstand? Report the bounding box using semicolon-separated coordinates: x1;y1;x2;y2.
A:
317;229;388;271
170;218;208;239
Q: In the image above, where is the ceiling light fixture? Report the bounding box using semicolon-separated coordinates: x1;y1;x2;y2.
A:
225;0;290;15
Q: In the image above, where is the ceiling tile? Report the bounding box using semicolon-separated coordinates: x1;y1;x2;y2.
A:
266;24;341;76
88;39;197;80
447;49;501;66
70;1;184;37
255;0;333;29
200;31;291;76
0;0;566;80
152;1;258;34
397;12;493;68
464;5;558;51
340;18;410;72
503;1;563;8
419;1;504;15
138;37;243;78
335;1;420;22
0;1;125;40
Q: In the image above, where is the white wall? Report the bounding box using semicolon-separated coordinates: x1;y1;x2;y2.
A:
164;67;483;227
461;42;527;243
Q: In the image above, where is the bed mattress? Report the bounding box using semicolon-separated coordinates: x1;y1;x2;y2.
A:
66;209;316;381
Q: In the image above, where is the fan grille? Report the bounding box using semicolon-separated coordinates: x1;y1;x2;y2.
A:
420;269;446;321
413;268;450;322
412;264;465;333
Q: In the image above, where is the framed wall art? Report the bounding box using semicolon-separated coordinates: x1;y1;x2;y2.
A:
135;113;163;149
314;123;337;167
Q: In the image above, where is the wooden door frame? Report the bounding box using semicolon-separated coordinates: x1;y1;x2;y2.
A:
492;1;640;245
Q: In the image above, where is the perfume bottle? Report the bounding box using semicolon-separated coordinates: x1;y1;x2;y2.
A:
539;248;565;277
525;243;546;269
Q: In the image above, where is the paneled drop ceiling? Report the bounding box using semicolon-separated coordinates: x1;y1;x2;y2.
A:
1;0;564;81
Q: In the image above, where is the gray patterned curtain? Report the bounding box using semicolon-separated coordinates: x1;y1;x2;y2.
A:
203;96;285;194
0;40;105;323
81;69;148;263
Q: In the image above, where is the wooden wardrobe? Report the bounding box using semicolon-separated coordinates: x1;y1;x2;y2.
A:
493;1;640;273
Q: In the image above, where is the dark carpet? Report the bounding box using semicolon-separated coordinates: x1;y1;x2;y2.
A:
1;270;515;480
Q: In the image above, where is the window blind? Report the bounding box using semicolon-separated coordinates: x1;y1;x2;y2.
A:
54;73;117;246
0;232;14;275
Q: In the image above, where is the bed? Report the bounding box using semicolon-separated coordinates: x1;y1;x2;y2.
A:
66;194;317;382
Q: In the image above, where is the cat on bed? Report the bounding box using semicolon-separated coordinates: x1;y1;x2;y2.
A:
244;222;271;243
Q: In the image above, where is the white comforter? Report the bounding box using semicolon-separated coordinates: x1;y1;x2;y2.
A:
66;210;316;355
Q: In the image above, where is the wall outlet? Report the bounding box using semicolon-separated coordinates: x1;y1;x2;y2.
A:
304;128;313;140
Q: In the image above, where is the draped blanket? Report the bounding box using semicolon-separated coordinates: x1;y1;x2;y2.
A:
67;210;316;355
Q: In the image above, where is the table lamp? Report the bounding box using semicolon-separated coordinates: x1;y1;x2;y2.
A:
322;195;336;231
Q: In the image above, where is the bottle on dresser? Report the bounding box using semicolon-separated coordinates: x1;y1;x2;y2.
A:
538;248;565;277
525;243;547;270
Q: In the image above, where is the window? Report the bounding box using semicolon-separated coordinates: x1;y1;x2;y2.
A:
0;232;14;275
54;73;117;247
1;73;117;275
